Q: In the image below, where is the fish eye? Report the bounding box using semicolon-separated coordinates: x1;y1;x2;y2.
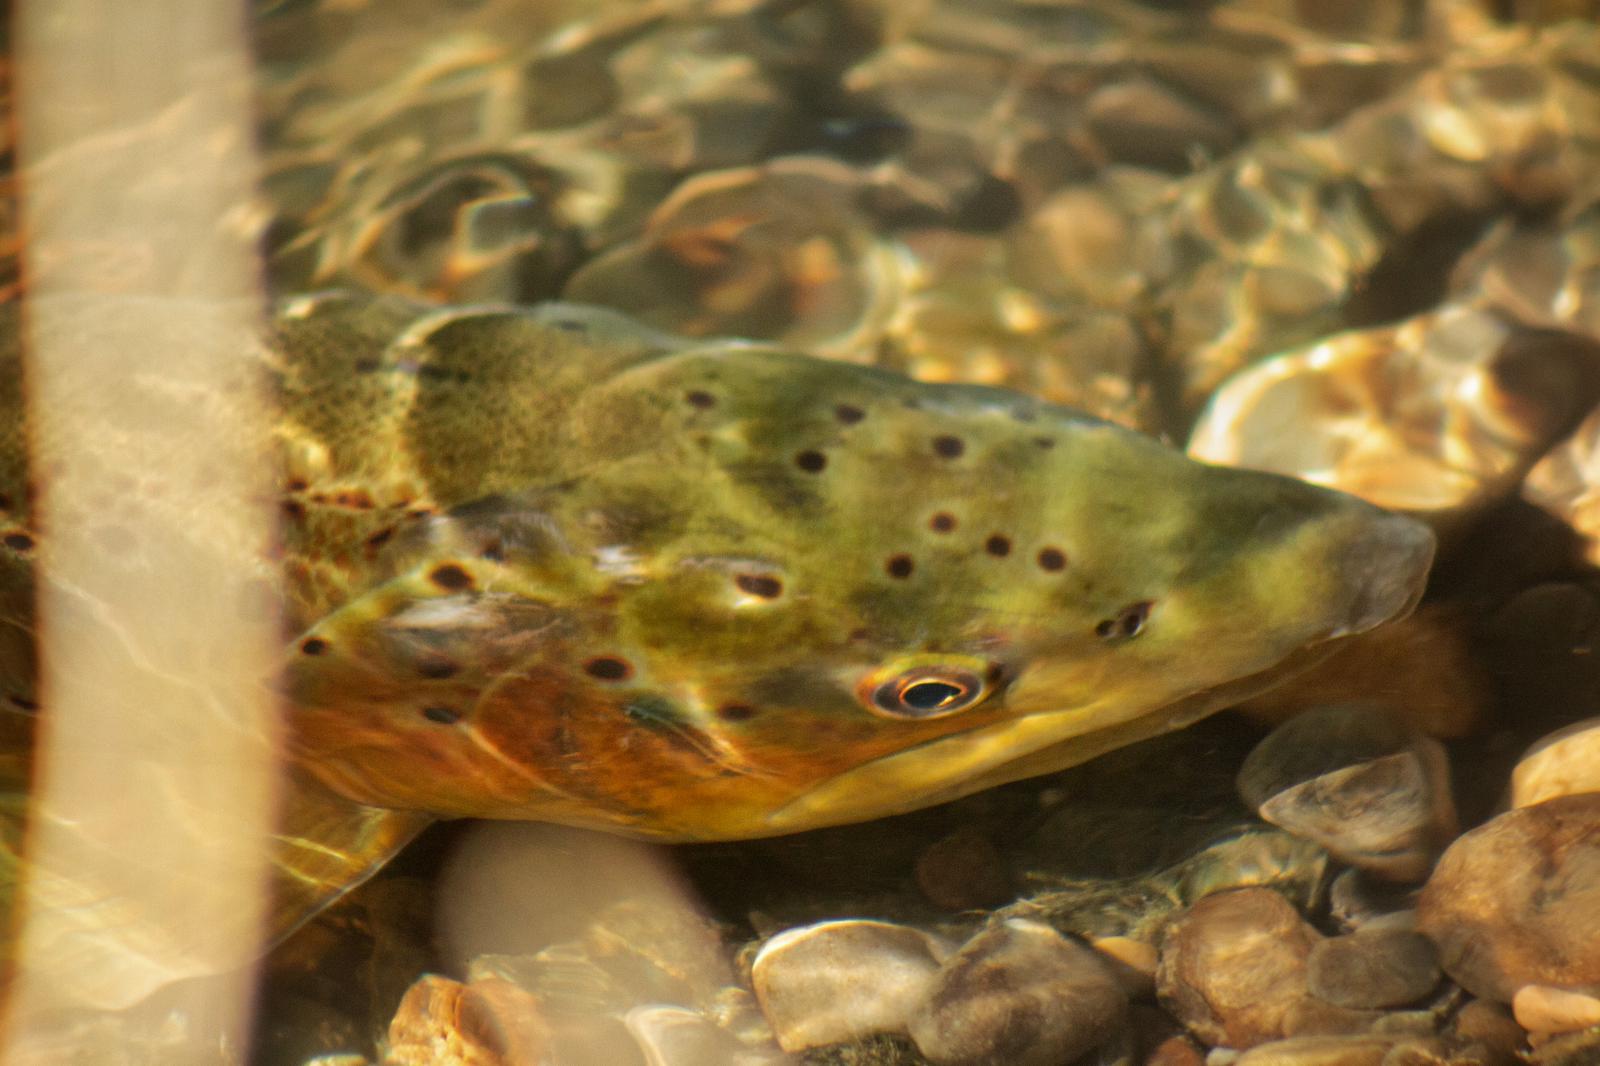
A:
867;666;988;720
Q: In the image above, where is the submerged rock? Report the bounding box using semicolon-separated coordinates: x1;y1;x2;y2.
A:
1237;705;1458;881
1511;985;1600;1037
1417;793;1600;1002
1188;308;1600;528
1306;929;1441;1010
1156;887;1323;1049
750;919;948;1053
907;919;1127;1066
384;975;551;1066
1510;718;1600;809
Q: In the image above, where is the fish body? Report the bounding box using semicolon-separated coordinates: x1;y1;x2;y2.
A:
0;292;1433;939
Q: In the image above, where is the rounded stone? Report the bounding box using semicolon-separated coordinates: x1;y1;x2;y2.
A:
1238;704;1458;881
908;918;1127;1066
1307;929;1441;1010
1511;717;1600;809
1417;793;1600;1002
385;975;552;1066
750;919;948;1052
914;828;1013;912
1512;985;1600;1036
1230;1034;1435;1066
623;1004;785;1066
1156;887;1323;1049
1091;935;1159;998
1451;998;1525;1063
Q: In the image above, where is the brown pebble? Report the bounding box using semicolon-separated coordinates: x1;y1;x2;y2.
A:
386;974;551;1066
1231;1033;1432;1065
1306;929;1440;1010
910;919;1127;1066
752;919;947;1052
914;829;1012;911
1417;793;1600;1002
1452;998;1526;1063
1092;935;1159;999
1280;996;1385;1039
1156;887;1323;1049
1513;985;1600;1036
1145;1033;1206;1066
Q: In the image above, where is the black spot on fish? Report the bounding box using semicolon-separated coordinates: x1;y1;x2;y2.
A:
429;563;473;591
300;637;329;656
736;574;783;598
932;435;965;459
1037;547;1067;571
886;554;914;579
929;512;957;533
3;532;33;552
717;703;757;722
685;390;716;409
282;500;306;521
835;404;865;424
479;538;505;562
366;527;396;552
795;450;827;473
985;534;1012;557
422;705;462;724
1035;436;1056;449
9;695;38;713
584;656;632;681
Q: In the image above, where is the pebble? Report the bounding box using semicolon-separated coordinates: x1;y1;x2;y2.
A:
1510;717;1600;808
750;919;947;1052
1157;887;1323;1049
1148;1033;1209;1066
1186;306;1600;523
1527;1027;1600;1066
1306;930;1442;1010
384;975;551;1066
1417;793;1600;1001
1327;871;1422;932
622;1005;785;1066
1237;704;1458;881
913;828;1013;912
1091;934;1159;998
1451;999;1526;1063
908;918;1128;1066
1511;985;1600;1036
1228;1034;1434;1066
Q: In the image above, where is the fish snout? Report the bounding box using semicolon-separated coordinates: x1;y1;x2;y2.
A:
1329;511;1435;637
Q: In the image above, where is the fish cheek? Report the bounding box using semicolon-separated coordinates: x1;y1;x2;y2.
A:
468;667;801;836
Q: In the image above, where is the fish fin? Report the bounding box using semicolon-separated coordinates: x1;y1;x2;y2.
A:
269;773;433;945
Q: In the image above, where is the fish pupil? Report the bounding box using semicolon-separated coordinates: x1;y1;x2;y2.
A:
900;679;965;711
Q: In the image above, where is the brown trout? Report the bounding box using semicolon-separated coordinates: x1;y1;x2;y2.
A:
0;292;1433;943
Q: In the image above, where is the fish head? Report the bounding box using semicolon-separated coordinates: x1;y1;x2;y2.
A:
286;340;1434;840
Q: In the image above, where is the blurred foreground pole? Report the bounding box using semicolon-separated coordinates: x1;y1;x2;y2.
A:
0;0;280;1058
